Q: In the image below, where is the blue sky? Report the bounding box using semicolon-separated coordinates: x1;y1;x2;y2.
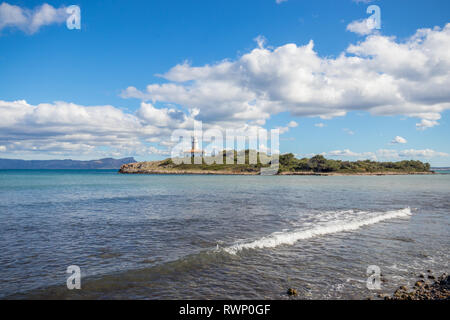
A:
0;0;449;165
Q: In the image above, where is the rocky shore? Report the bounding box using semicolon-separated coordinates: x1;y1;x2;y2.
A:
285;271;449;300
119;161;434;176
119;161;260;175
379;272;449;300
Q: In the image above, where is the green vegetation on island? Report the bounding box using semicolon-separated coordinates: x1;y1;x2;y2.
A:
278;153;431;174
119;150;432;175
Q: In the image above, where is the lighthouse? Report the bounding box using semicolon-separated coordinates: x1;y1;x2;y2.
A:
192;136;199;155
184;136;204;159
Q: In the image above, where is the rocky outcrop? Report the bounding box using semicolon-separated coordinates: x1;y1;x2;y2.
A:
385;272;449;300
118;161;260;175
119;160;434;176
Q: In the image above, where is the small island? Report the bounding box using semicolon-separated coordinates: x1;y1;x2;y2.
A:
119;151;433;176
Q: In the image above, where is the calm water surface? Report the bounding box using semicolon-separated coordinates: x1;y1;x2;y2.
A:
0;170;448;299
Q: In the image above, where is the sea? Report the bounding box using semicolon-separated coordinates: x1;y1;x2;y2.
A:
0;170;448;299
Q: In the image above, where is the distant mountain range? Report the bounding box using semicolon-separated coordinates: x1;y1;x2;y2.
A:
0;157;136;170
431;167;450;171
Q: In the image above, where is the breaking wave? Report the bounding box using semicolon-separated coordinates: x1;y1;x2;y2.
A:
224;208;412;254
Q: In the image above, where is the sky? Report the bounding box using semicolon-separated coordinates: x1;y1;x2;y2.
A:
0;0;449;166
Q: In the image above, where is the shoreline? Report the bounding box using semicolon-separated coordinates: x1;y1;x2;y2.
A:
119;155;435;176
376;272;449;300
119;168;435;176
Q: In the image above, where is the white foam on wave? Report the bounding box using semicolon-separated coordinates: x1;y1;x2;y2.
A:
223;208;412;255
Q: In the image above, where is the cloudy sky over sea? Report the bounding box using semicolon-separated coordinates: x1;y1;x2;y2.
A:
0;0;449;165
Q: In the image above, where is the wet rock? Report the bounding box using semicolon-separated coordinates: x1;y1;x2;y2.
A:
428;275;436;280
393;289;404;298
287;288;298;296
415;280;425;287
419;273;425;278
388;273;449;300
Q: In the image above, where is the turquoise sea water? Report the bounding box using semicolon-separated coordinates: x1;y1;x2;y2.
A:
434;170;450;174
0;170;448;299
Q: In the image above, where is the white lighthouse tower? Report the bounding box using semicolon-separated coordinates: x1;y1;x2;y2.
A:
184;136;204;159
192;136;199;154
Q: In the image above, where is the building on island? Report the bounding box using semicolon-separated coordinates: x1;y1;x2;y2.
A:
184;136;204;158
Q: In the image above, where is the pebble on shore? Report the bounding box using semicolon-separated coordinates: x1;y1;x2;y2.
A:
286;288;298;296
384;273;449;300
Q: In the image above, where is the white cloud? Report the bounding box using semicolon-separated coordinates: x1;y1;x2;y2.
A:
346;18;376;36
275;0;288;4
3;23;450;159
0;99;268;159
377;149;400;159
137;102;188;128
287;121;298;128
315;123;326;128
277;120;298;134
399;149;449;158
390;136;407;144
325;149;376;160
254;35;267;49
123;23;450;131
0;100;187;158
343;128;355;135
416;119;439;130
0;145;6;152
0;2;26;30
324;148;448;161
0;2;68;34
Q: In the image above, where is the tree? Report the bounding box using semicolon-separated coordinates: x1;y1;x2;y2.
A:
308;155;327;172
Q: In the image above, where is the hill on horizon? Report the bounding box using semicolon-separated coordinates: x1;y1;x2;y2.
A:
0;157;136;170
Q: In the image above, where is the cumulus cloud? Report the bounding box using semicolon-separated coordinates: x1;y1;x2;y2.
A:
254;35;267;49
123;24;450;131
346;18;377;36
0;100;190;158
376;149;400;159
137;102;188;127
287;121;298;128
0;99;269;158
416;119;439;130
399;149;449;158
1;98;447;161
390;136;407;144
277;120;299;134
3;23;450;159
0;2;68;34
